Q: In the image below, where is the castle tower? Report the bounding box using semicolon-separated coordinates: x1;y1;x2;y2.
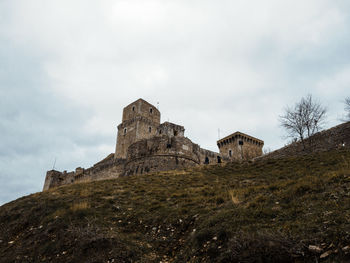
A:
217;131;264;161
115;99;161;159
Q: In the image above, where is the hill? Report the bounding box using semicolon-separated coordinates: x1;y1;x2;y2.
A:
1;149;350;262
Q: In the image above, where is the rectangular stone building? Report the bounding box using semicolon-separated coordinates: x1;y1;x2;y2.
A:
217;131;264;161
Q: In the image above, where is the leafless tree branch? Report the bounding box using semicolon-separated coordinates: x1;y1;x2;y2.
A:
279;94;327;150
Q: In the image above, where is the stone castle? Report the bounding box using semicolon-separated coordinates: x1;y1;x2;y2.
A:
43;99;264;190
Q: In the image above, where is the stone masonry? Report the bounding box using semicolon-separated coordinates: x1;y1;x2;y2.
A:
217;131;264;161
43;99;264;191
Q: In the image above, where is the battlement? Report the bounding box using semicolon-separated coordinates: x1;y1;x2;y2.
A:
217;131;264;160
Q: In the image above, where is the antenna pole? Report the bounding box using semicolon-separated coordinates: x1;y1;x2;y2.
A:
52;158;56;170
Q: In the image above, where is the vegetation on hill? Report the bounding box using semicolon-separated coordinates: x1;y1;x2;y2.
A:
1;150;350;262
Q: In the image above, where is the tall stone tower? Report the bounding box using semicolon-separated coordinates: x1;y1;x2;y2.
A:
115;99;161;159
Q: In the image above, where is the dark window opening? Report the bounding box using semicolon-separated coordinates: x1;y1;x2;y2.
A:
204;157;209;164
174;130;178;136
132;106;135;112
149;127;152;133
217;156;222;163
159;130;162;134
239;140;244;146
145;167;150;173
229;150;232;157
150;108;153;114
167;143;171;148
124;128;127;134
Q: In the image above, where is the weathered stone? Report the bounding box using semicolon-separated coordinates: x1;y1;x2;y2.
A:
320;250;333;259
43;99;259;191
262;121;350;159
217;131;264;161
308;245;323;253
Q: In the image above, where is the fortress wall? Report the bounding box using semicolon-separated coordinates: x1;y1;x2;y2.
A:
43;157;126;190
124;155;198;176
263;121;350;159
218;133;263;161
43;170;75;191
126;135;200;161
199;148;220;164
219;142;262;161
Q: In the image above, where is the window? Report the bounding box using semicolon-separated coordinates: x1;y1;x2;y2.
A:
239;140;244;146
124;128;127;134
150;108;153;114
159;130;162;134
132;106;135;112
149;127;152;133
229;150;232;157
174;130;178;136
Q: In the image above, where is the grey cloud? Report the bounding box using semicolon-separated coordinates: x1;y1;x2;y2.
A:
1;0;350;205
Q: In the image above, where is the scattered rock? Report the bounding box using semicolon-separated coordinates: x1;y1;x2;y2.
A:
212;236;217;241
320;250;332;259
8;241;14;245
308;245;323;253
342;245;350;254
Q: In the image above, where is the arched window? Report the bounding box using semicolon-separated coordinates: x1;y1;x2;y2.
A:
229;150;232;157
132;106;135;112
150;108;153;114
124;128;127;134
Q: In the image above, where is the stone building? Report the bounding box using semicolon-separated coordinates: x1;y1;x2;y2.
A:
43;99;222;191
217;131;264;161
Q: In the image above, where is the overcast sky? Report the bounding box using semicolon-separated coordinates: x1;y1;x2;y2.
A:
1;0;350;205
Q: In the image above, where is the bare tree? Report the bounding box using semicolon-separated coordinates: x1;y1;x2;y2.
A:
280;94;327;150
345;97;350;121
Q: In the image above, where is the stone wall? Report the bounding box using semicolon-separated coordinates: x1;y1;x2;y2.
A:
115;99;160;158
217;132;263;161
43;155;126;191
122;98;160;124
262;121;350;159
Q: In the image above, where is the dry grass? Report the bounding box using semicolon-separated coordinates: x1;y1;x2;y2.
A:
1;149;350;262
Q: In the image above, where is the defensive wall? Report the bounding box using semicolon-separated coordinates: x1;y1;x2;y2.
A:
43;98;264;191
261;121;350;159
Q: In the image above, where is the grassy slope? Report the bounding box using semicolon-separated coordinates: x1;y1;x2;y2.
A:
1;150;350;263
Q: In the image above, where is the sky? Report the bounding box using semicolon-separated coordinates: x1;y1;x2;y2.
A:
1;0;350;205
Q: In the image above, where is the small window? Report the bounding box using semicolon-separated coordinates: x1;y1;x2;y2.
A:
159;130;162;135
239;140;244;146
124;128;127;134
132;106;135;112
174;130;178;136
149;127;152;133
150;108;153;114
229;150;232;157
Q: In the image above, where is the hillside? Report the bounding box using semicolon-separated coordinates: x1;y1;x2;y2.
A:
1;150;350;262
